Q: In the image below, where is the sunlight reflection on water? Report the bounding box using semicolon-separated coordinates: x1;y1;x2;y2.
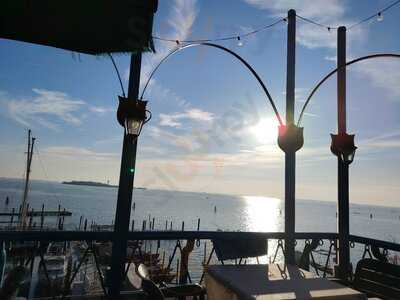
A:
243;196;285;263
243;196;284;232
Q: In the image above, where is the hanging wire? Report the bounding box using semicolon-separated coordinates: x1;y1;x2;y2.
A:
34;147;63;204
296;0;400;31
348;0;400;29
107;53;126;97
295;14;338;31
152;0;399;43
152;18;286;44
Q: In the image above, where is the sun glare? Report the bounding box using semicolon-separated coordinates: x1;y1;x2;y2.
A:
249;117;279;145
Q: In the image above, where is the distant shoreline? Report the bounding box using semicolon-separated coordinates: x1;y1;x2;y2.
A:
61;180;147;190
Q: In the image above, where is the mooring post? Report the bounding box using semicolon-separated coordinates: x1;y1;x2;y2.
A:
284;9;297;265
40;204;45;229
10;208;14;227
336;26;351;281
110;53;142;298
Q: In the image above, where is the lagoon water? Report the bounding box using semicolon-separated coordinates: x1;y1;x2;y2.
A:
0;178;399;280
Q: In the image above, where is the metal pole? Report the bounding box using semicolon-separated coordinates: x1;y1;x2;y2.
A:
284;9;296;265
337;26;350;280
20;131;35;229
109;52;142;298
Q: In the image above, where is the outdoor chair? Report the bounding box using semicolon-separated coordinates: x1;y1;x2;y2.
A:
352;258;400;300
136;263;206;300
211;236;268;264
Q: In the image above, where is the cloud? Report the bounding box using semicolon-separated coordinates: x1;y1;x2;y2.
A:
6;89;85;129
42;146;118;161
243;0;365;50
146;125;200;151
244;0;344;18
89;106;115;115
159;108;214;128
359;129;400;150
135;0;198;108
3;89;118;130
353;59;400;98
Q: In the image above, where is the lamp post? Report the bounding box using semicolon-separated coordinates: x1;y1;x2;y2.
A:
332;26;357;281
109;53;151;298
277;9;304;265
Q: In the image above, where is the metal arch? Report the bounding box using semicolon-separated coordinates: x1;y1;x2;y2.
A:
297;53;400;126
140;42;283;126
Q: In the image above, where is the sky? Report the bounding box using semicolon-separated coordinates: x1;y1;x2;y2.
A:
0;0;400;207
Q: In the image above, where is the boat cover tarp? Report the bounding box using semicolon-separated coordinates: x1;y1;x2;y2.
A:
213;237;268;261
0;0;157;55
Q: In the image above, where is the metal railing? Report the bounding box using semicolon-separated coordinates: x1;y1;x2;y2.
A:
0;231;399;299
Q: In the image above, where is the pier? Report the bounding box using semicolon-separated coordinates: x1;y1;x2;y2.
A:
0;210;72;217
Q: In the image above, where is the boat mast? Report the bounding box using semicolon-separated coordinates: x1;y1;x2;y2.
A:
19;129;35;229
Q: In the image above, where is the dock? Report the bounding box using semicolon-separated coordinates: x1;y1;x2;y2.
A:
0;210;72;217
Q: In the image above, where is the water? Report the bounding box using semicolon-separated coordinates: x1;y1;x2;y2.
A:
0;178;399;281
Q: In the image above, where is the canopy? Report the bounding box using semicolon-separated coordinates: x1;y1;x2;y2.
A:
0;0;158;54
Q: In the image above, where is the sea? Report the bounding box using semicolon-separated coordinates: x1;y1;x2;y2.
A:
0;177;399;281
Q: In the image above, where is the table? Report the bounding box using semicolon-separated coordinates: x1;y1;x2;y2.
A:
205;264;367;300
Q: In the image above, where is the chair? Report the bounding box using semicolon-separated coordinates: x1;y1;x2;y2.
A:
352;258;400;300
136;264;206;300
212;236;268;264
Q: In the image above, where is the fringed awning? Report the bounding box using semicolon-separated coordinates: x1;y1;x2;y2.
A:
0;0;158;55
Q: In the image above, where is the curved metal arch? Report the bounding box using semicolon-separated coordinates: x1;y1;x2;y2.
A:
140;42;283;126
297;53;400;126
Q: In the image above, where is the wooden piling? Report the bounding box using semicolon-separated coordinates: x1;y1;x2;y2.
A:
142;220;146;231
40;204;45;229
176;258;180;284
161;251;165;268
79;216;83;230
131;219;135;231
203;242;207;265
10;208;15;227
29;209;34;228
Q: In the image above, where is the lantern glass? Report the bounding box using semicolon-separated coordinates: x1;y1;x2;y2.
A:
125;118;143;136
342;149;356;165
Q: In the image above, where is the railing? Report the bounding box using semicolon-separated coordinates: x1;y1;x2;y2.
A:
0;231;399;299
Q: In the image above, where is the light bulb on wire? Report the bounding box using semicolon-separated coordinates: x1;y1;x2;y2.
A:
377;12;384;22
237;36;243;47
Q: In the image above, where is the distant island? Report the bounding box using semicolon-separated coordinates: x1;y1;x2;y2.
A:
62;181;147;190
62;181;118;188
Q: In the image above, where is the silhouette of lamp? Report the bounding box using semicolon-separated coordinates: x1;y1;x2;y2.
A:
330;133;357;164
117;96;151;136
277;124;304;153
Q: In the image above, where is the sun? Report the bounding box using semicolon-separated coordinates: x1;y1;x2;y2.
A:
249;117;279;145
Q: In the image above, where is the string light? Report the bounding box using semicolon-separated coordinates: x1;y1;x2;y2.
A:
237;36;243;47
152;0;400;44
152;18;285;44
348;0;399;29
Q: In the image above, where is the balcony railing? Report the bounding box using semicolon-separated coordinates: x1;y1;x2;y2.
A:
0;230;399;299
